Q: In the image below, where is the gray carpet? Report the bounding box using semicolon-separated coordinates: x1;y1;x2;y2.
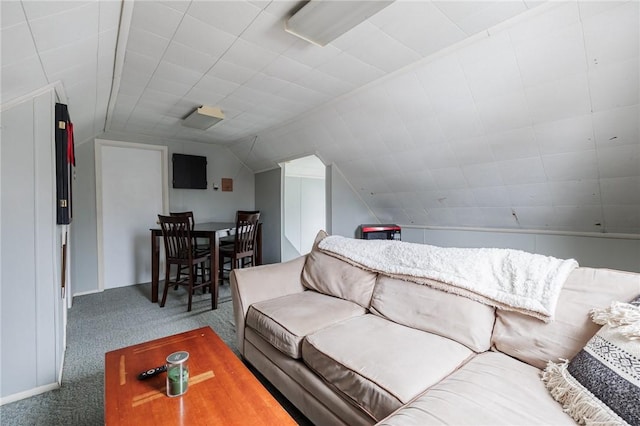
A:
0;282;310;425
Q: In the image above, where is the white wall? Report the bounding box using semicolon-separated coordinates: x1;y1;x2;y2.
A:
251;160;640;275
283;176;325;257
328;164;379;238
1;89;65;402
72;141;98;296
71;131;255;296
281;156;326;261
300;178;325;252
403;227;640;273
325;163;640;273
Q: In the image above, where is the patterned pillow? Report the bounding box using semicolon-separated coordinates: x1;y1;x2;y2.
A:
542;296;640;425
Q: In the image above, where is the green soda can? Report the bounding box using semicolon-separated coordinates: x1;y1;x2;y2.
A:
166;351;189;397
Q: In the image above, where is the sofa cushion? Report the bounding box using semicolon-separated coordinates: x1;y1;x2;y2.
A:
244;328;379;426
492;267;640;369
491;268;640;369
302;232;377;308
246;291;366;359
370;275;495;352
377;352;575;426
301;314;474;421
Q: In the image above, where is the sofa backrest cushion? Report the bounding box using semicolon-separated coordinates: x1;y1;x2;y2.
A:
370;276;496;352
302;231;377;308
492;267;640;370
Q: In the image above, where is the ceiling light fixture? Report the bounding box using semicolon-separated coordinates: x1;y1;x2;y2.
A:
285;0;394;47
182;106;224;130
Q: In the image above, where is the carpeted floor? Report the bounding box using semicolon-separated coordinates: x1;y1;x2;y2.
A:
0;282;310;425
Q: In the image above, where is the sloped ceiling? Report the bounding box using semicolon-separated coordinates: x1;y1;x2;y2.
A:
1;0;121;143
1;1;639;234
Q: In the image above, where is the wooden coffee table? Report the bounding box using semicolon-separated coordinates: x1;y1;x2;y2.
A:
105;327;296;425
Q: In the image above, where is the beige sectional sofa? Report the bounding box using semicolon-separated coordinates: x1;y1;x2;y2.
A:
230;236;640;425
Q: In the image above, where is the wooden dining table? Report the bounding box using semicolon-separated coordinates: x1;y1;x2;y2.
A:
150;222;262;307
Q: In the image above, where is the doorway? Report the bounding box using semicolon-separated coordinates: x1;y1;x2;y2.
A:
95;140;168;290
281;155;326;262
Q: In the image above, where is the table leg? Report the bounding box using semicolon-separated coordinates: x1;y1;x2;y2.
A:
212;231;219;309
151;231;159;303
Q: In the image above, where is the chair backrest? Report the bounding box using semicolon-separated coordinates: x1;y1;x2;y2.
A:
169;211;195;231
158;214;194;261
234;211;260;256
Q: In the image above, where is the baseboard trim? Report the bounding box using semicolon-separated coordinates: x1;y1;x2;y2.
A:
0;382;60;406
58;347;66;386
72;289;103;298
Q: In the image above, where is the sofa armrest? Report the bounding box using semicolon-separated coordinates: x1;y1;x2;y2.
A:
230;255;307;356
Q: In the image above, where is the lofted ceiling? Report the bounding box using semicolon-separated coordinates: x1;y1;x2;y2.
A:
1;1;639;234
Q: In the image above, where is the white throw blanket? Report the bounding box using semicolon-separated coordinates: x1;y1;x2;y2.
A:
318;236;579;322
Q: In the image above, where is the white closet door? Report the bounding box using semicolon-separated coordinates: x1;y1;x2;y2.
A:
98;142;166;289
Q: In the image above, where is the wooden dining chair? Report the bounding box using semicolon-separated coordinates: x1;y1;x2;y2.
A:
169;211;210;283
169;211;210;252
158;214;215;312
219;211;260;282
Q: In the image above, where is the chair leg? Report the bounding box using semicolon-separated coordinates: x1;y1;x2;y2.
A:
219;254;227;285
211;277;218;310
199;262;207;293
160;264;171;307
204;258;216;310
187;267;194;312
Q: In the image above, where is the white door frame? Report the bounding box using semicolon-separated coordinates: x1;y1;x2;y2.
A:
95;139;169;291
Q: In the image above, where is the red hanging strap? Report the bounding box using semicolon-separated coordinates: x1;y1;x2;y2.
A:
66;122;75;166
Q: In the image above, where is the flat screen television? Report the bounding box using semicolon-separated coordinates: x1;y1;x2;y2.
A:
172;154;207;189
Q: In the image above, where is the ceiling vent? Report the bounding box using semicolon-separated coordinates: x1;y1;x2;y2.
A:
285;0;394;47
182;106;224;130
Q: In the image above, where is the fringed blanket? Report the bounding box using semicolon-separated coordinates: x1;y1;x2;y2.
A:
318;236;579;322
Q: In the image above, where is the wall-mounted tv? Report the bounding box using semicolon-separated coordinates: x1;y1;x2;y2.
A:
172;154;207;189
